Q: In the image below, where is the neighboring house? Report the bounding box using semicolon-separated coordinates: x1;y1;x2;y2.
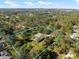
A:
63;50;74;59
0;56;11;59
32;33;46;41
72;25;78;33
70;33;78;40
5;16;10;19
70;25;79;40
31;33;50;41
0;50;11;59
0;50;8;56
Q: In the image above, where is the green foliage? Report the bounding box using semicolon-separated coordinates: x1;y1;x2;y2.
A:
1;9;79;59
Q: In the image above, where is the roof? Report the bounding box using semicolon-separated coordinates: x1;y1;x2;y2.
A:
32;33;47;41
0;56;11;59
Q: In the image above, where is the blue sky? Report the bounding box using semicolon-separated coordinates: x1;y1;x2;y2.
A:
0;0;79;9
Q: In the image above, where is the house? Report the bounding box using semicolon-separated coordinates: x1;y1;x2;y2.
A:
31;33;49;41
72;25;78;33
5;16;10;19
70;25;79;40
0;50;11;59
0;56;11;59
70;33;78;40
63;50;74;59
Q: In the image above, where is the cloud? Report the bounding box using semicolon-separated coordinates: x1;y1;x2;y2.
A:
34;1;61;8
0;0;79;9
24;1;53;7
23;1;54;8
73;0;79;3
37;1;52;5
4;0;20;7
24;2;34;6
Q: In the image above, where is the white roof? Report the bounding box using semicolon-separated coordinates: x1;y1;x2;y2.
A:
32;33;47;41
70;33;78;39
0;56;11;59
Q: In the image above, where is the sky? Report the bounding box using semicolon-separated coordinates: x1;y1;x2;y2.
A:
0;0;79;9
